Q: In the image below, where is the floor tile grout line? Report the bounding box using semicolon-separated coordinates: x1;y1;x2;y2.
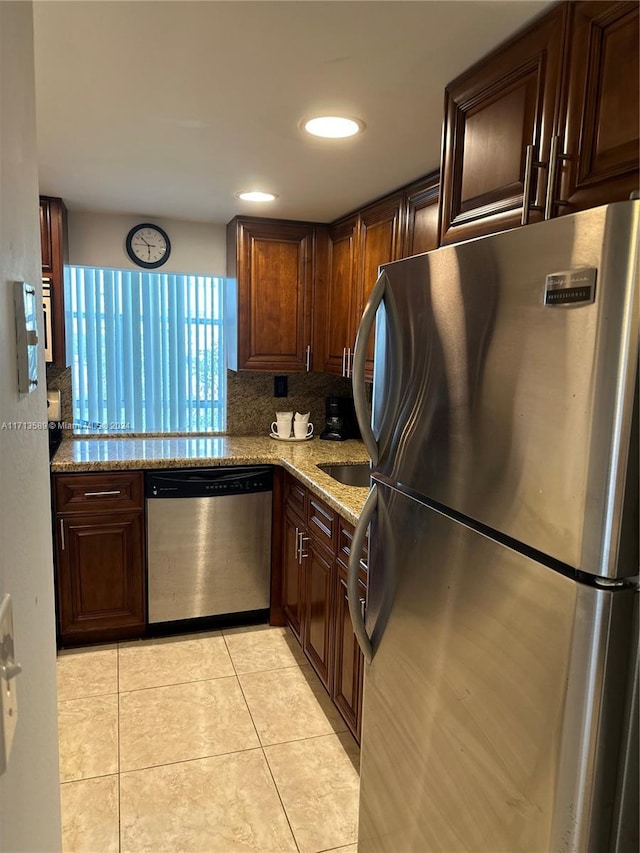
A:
233;658;268;752
59;770;120;786
261;728;353;749
117;671;238;696
261;743;301;853
221;631;240;678
116;727;354;777
118;745;267;776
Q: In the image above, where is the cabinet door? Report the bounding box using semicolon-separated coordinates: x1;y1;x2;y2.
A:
356;193;404;377
230;219;313;372
39;198;54;273
333;565;366;741
301;539;335;692
282;511;304;640
402;171;440;257
321;216;359;376
439;4;566;244
56;511;145;643
39;196;68;367
558;1;639;214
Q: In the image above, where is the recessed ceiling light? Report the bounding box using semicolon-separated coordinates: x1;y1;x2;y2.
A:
303;116;364;139
235;191;278;202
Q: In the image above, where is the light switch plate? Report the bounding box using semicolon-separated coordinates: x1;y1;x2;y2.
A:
0;594;20;775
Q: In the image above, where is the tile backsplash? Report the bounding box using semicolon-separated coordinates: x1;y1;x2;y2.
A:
49;366;353;438
226;370;352;436
46;365;73;437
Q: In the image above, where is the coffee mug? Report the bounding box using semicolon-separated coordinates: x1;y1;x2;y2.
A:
271;412;293;438
293;421;314;439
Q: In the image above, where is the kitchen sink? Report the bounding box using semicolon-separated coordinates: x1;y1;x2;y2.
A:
317;462;371;488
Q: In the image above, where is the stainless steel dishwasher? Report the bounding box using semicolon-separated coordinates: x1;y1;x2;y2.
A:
145;467;272;624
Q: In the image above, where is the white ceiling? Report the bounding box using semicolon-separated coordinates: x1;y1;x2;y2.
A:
33;0;551;225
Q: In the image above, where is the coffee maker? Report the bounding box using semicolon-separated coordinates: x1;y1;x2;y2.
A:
319;396;360;441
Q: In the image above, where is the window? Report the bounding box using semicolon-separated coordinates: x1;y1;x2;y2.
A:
65;266;225;434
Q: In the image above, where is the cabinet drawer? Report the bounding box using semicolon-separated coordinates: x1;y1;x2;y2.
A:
55;472;143;514
337;520;368;578
284;474;307;520
307;494;337;554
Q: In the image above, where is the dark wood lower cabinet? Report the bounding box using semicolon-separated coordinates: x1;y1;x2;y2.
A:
302;541;334;692
53;472;146;645
56;513;145;643
282;509;304;640
280;473;366;741
333;566;365;741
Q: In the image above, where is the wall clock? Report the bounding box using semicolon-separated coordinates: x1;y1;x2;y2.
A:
125;223;171;269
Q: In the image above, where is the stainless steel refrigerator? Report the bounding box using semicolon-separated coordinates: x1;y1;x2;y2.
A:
349;201;639;853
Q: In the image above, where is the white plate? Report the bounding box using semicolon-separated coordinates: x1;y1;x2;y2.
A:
269;432;314;442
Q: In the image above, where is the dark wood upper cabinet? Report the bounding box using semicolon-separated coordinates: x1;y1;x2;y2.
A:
39;200;54;273
439;1;638;244
402;170;440;257
355;192;404;379
318;193;403;379
557;1;639;214
439;4;567;244
40;195;68;368
319;215;359;377
226;217;314;372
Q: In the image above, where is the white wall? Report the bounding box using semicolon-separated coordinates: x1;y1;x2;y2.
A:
68;210;226;275
0;3;62;850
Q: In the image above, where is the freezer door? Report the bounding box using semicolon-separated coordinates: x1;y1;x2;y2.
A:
369;201;639;578
358;482;636;853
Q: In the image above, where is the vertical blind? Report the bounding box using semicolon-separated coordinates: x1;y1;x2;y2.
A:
65;266;225;433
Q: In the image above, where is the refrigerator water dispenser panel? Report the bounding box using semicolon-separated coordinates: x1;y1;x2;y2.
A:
544;268;597;306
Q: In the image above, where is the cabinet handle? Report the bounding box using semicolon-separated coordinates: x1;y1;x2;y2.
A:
521;144;546;226
83;490;121;497
344;591;366;619
305;345;311;372
342;347;347;378
300;535;310;560
59;518;65;551
544;135;571;220
295;526;300;562
347;347;353;379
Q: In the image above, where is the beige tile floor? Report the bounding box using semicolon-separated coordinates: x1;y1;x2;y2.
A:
57;625;360;853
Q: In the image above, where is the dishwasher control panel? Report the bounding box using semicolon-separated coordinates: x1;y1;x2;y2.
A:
145;466;273;499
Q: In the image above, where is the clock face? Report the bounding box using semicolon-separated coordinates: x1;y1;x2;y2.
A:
126;224;171;268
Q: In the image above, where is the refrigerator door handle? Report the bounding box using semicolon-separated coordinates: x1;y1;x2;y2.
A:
348;483;376;663
353;270;389;465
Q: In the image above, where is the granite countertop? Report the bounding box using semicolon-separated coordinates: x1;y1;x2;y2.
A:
51;436;371;524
